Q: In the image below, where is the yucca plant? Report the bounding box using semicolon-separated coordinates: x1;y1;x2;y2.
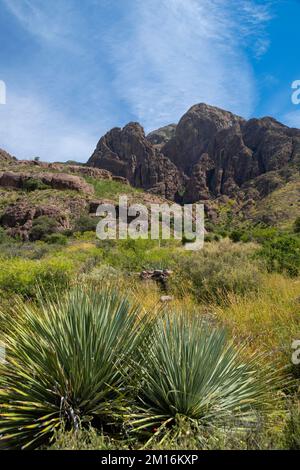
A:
130;313;283;437
0;286;150;449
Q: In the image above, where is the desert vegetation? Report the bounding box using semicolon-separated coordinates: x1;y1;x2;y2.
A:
0;148;300;450
0;213;300;450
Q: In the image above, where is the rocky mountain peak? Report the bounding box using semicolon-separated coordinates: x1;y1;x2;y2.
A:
87;103;300;206
88;121;183;200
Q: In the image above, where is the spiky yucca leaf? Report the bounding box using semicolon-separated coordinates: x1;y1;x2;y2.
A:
0;287;149;449
131;313;283;433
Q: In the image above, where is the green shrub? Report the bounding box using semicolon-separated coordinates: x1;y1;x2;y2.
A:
227;226;278;245
172;241;263;303
44;233;68;245
0;257;73;298
230;230;244;243
131;313;280;436
294;217;300;234
49;427;127;450
0;227;9;243
30;216;58;241
204;233;222;243
86;177;140;199
74;215;97;233
74;230;96;241
258;234;300;277
23;178;50;192
240;232;251;243
250;226;279;243
0;287;149;449
100;238;174;271
204;233;214;243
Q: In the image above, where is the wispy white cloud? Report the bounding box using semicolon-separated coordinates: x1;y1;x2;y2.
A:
0;91;98;161
2;0;83;52
0;0;274;162
108;0;273;131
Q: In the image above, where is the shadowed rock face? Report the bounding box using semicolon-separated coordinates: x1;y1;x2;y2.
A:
87;103;300;203
88;122;183;200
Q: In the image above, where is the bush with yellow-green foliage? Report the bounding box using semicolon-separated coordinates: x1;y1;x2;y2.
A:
257;233;300;277
0;257;74;298
99;238;182;272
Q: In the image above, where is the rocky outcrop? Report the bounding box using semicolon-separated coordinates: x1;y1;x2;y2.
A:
147;124;177;149
64;165;112;180
162;104;245;174
6;159;120;183
0;148;16;163
88;103;300;205
0;171;94;194
88;122;183;200
140;269;173;291
1;202;69;241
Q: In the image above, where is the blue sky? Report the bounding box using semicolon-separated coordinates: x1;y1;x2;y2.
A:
0;0;299;162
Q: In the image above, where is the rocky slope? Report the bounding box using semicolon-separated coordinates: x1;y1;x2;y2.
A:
88;103;300;226
1;103;299;238
0;154;170;240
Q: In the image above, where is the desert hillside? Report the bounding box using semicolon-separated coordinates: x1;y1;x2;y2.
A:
0;106;300;451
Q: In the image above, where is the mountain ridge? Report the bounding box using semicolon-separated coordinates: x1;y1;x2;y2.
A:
87;103;300;227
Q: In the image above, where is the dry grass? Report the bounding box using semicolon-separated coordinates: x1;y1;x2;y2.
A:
216;274;300;365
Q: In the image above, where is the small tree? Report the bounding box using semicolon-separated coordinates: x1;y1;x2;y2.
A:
30;216;58;241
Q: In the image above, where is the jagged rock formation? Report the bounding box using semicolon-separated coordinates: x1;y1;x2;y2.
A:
88;122;183;200
88;103;300;208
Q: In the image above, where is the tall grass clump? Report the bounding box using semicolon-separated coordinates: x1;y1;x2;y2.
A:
131;312;282;438
216;274;300;368
0;286;149;449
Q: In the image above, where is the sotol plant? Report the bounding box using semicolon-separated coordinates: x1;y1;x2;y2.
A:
131;313;283;436
0;287;149;449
